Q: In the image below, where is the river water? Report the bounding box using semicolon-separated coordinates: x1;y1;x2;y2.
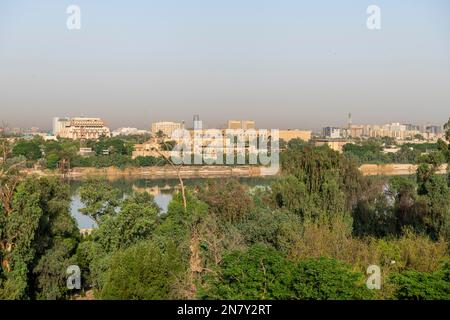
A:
69;178;272;229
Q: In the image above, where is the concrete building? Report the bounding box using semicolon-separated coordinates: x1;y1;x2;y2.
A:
425;125;443;135
278;130;312;142
347;125;364;138
52;117;70;136
57;117;110;140
132;140;169;159
227;120;256;130
314;139;351;153
404;124;421;132
323;127;342;139
344;122;425;140
151;121;183;138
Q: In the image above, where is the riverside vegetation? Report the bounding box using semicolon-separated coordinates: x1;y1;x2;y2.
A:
0;118;449;300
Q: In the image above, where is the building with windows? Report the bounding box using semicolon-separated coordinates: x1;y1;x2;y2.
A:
314;139;351;153
55;117;110;140
151;121;183;138
227;120;256;130
132;139;169;159
323;127;342;139
278;130;312;142
52;117;70;136
425;125;443;135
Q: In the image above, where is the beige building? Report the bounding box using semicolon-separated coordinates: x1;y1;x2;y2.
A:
57;117;110;140
151;121;183;138
346;125;364;138
346;123;424;140
279;130;312;143
132;140;167;159
314;139;351;153
227;120;256;130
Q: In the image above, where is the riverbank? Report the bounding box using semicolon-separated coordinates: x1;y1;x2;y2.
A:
22;165;263;180
20;163;448;180
359;163;448;176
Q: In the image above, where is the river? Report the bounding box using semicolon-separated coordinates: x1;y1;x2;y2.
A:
69;177;273;229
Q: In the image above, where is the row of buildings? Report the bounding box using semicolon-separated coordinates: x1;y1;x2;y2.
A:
133;118;312;159
50;117;310;144
150;119;309;139
323;120;444;141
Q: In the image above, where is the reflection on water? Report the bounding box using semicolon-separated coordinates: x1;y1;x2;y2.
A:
69;177;272;229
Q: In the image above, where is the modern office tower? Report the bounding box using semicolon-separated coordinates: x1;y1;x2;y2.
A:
193;114;201;129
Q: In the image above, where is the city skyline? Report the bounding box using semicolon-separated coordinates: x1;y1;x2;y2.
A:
1;114;446;134
1;1;450;129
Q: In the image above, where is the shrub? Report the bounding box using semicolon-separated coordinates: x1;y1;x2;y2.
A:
101;241;183;300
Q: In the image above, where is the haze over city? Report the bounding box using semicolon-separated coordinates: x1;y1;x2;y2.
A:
1;0;449;130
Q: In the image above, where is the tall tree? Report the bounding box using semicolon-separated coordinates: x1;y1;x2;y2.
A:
78;178;121;224
0;177;79;299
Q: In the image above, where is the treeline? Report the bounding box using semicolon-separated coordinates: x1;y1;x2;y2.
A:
342;138;448;165
1;119;449;300
6;135;169;169
6;135;262;170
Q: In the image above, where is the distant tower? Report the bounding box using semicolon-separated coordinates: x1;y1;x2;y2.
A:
348;113;352;129
193;114;201;130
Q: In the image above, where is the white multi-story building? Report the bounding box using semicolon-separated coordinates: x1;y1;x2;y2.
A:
323;127;342;139
56;117;110;140
52;117;70;136
111;127;149;137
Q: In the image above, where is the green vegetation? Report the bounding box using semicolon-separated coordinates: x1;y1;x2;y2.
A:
390;261;450;300
3;127;448;171
12;139;42;161
100;241;183;299
342;138;441;164
0;176;79;299
203;245;372;300
0;117;449;300
4;135;168;170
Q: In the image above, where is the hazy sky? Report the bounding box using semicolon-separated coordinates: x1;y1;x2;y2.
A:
0;0;449;131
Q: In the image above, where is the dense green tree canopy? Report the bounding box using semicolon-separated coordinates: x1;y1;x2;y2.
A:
0;177;79;300
78;178;121;224
203;245;372;300
12;140;42;161
100;241;183;300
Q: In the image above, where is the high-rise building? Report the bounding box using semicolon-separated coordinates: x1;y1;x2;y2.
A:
52;117;70;136
425;125;443;135
404;124;421;132
323;127;342;139
193;114;200;129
